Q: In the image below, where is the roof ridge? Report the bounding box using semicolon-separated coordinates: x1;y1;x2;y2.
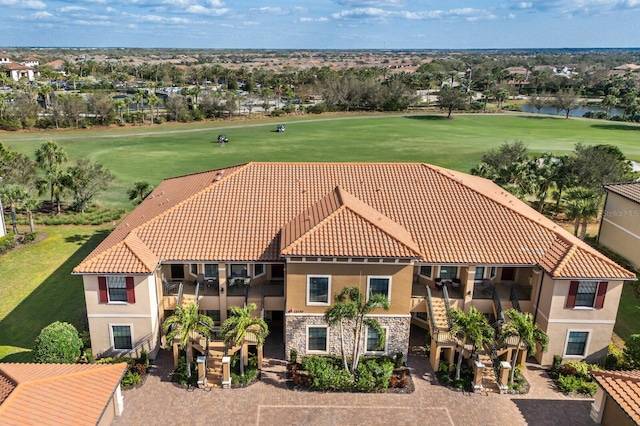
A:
16;363;127;387
422;164;632;278
592;369;640;383
120;163;253;252
282;202;348;255
163;162;250;181
123;232;159;272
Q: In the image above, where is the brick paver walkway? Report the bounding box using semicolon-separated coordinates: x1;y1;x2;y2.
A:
114;327;595;426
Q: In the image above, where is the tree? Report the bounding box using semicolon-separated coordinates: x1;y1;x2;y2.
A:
623;334;640;369
323;286;389;374
562;187;600;239
0;143;38;189
146;92;160;124
21;192;40;233
165;94;189;122
528;94;548;113
569;143;634;193
127;181;154;205
35;141;68;205
33;321;83;364
0;184;27;234
551;91;582;119
220;303;269;376
65;158;115;213
448;307;494;380
163;303;213;378
529;152;564;213
501;309;549;383
88;92;116;125
437;86;467;118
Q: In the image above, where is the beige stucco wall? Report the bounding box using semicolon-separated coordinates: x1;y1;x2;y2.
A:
286;262;413;315
601;393;636;426
83;274;160;358
534;275;624;365
599;193;640;268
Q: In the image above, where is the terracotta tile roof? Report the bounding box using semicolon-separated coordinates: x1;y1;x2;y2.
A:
0;362;127;425
74;162;635;280
605;182;640;204
281;186;422;258
592;369;640;424
0;373;15;405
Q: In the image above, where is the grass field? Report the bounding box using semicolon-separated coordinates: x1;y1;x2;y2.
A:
0;113;639;361
2;113;640;209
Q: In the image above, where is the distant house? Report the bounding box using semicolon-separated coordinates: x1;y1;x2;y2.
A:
0;362;127;425
0;53;35;83
598;182;640;269
20;57;39;68
590;370;640;425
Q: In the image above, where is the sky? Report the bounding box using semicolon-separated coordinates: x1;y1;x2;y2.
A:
1;0;640;49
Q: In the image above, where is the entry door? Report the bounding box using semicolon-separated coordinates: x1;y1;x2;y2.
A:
271;264;285;280
501;267;516;282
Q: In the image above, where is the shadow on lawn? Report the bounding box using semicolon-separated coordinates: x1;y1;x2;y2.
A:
590;123;640;131
404;115;450;121
0;229;109;362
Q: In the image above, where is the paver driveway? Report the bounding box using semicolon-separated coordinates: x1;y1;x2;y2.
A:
114;329;594;426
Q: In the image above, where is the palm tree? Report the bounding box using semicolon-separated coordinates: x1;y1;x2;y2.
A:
323;286;390;373
562;187;600;239
34;141;68;205
146;93;160;125
163;302;213;378
220;303;269;376
0;184;27;234
21;193;40;233
448;307;495;380
127;181;154;205
501;309;549;383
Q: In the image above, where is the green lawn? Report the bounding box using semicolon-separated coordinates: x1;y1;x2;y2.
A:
3;113;640;209
0;225;110;361
1;113;639;360
614;283;640;344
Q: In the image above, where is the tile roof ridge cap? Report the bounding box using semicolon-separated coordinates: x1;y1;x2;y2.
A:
337;188;422;256
163;162;251;181
74;238;132;273
282;204;349;254
0;368;18;386
552;244;578;276
123;233;159;272
592;370;640;383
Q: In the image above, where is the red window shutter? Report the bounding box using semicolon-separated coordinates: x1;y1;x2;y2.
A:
126;277;136;304
566;281;579;308
594;282;608;309
98;277;108;304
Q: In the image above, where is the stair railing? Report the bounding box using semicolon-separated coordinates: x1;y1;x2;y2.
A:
492;286;505;325
442;284;453;329
509;286;521;312
195;282;201;301
177;282;184;306
425;286;439;336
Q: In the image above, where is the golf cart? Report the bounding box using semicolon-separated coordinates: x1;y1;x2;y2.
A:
276;124;286;132
217;134;229;143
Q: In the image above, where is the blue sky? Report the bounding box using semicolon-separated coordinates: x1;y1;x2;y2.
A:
2;0;639;49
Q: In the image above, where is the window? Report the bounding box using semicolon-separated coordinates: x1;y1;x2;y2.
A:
567;281;608;309
253;264;265;277
367;276;391;299
230;264;248;278
490;267;497;279
474;266;485;281
170;264;184;279
501;267;516;282
415;312;427;322
111;325;133;350
439;266;458;280
366;327;388;353
565;331;589;356
204;264;218;278
307;276;330;305
190;264;198;275
419;265;432;278
307;326;328;353
576;281;598;307
107;276;127;302
98;276;134;304
206;310;220;322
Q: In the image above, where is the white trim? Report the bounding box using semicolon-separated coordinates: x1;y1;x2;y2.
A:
204;263;219;279
89;313;152;318
573;280;599;309
284;313;412;318
306;325;329;354
148;274;158;333
473;265;487;282
563;329;592;358
109;323;134;351
602;217;640;240
306;275;331;306
189;263;198;278
253;263;266;278
106;276;128;303
548;318;615;324
366;275;392;300
365;326;389;354
438;265;459;280
286;258;414;265
418;265;433;279
229;263;250;278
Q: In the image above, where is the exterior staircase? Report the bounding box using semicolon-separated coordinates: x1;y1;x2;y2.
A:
205;343;224;388
430;296;450;330
477;349;500;393
181;294;195;308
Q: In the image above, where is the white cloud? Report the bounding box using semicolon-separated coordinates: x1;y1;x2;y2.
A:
0;0;46;9
32;10;53;19
59;6;89;13
299;17;329;22
73;19;112;26
185;5;228;16
509;0;640;14
333;6;497;22
332;7;391;19
334;0;402;6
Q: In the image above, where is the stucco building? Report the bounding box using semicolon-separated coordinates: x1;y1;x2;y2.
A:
598;182;640;269
73;162;634;385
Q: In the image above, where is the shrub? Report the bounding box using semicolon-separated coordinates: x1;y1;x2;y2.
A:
356;357;394;392
172;356;197;386
139;349;149;366
551;355;563;375
605;343;626;370
289;348;298;365
0;234;16;252
437;360;452;385
19;232;37;244
231;365;259;385
624;334;640;369
557;374;581;394
302;356;354;390
33;321;83;363
121;370;141;387
306;103;328;114
394;352;405;368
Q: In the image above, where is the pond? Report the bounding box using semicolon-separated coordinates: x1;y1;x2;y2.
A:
520;104;626;118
